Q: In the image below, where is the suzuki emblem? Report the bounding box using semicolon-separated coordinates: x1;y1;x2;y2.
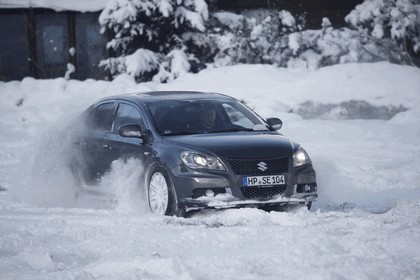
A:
257;161;268;171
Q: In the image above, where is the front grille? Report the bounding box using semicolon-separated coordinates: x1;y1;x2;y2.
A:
241;186;287;199
227;157;289;175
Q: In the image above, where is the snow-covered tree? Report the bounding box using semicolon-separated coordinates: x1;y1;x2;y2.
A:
285;24;412;70
208;10;412;71
99;0;208;82
98;1;419;81
209;10;303;67
346;0;420;54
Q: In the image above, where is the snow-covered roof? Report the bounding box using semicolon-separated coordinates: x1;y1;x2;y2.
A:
0;0;107;12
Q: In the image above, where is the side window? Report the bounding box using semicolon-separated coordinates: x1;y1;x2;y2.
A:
35;13;69;79
75;13;108;80
91;102;115;132
0;13;30;81
113;103;145;133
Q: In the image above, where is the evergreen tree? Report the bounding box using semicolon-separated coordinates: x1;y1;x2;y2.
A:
99;0;209;82
346;0;420;55
98;0;419;82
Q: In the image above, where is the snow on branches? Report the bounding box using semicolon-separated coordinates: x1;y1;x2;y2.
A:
97;0;419;82
99;0;208;82
346;0;420;53
209;7;414;70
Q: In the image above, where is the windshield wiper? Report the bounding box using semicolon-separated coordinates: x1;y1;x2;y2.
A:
163;131;198;136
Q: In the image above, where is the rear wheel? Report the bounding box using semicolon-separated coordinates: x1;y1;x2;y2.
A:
147;169;185;217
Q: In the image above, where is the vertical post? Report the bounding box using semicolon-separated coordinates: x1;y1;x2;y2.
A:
26;8;38;78
67;11;77;79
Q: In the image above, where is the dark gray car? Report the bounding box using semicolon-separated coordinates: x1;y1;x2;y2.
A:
70;91;317;216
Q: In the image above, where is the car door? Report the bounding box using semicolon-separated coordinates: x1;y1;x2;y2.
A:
101;101;152;172
80;101;116;183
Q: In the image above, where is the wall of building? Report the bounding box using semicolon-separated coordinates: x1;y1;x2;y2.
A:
0;8;109;81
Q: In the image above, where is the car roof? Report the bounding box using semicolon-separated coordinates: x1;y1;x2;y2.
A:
106;91;236;104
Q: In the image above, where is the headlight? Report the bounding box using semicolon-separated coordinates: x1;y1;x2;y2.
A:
180;151;227;171
293;147;311;167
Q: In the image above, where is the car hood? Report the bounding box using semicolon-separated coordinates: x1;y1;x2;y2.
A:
162;132;296;159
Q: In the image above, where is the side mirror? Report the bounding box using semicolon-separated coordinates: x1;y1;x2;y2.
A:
266;118;283;131
119;124;143;138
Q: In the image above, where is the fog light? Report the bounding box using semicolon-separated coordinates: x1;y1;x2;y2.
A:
205;189;215;197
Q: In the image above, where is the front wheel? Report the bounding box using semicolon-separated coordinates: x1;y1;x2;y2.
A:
147;169;185;217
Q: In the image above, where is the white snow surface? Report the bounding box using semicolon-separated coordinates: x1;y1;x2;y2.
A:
1;62;420;279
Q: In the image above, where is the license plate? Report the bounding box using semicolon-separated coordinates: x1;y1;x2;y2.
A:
242;175;285;187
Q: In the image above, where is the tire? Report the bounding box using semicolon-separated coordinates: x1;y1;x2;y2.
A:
147;168;185;217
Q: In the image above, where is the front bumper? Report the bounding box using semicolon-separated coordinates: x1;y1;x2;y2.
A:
169;161;317;212
183;192;317;211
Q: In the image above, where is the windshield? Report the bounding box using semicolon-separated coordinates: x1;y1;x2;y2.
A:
146;99;270;136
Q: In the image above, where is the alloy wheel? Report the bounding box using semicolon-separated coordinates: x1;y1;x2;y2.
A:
148;172;169;215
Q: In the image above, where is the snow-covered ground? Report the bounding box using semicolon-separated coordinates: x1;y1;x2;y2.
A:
1;62;420;279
